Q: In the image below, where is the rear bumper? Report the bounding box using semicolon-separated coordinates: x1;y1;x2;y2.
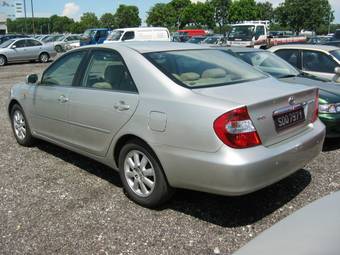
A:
155;120;325;196
320;113;340;138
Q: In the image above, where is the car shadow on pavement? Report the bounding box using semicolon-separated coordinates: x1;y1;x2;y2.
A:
166;169;311;228
323;138;340;152
36;142;123;188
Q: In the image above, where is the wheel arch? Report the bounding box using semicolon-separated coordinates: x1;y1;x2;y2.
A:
0;54;7;64
8;99;22;116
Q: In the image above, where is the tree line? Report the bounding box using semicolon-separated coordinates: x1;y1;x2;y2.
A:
7;0;337;35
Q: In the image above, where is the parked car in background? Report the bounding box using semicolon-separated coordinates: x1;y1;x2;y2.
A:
80;28;110;46
331;29;340;41
323;40;340;48
201;35;224;45
233;191;340;255
104;27;170;43
8;42;324;207
269;44;340;82
185;36;207;44
52;34;81;52
0;34;28;45
0;38;56;66
41;34;64;44
307;36;332;45
177;29;207;39
172;32;190;42
224;47;340;137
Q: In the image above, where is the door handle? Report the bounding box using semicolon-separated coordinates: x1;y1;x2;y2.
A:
58;95;69;103
114;101;130;111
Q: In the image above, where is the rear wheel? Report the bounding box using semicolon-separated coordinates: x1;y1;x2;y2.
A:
119;140;174;208
39;52;49;63
0;55;7;66
55;45;63;53
10;104;35;146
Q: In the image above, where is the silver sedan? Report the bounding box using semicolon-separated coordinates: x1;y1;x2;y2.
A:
7;42;325;207
0;38;57;66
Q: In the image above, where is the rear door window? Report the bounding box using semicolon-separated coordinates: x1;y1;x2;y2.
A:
302;50;338;73
275;49;299;68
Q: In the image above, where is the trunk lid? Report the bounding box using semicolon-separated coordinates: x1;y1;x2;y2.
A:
193;78;318;147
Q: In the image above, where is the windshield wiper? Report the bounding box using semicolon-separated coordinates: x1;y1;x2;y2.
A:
278;74;298;78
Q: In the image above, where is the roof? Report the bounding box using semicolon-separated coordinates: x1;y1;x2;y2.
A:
114;27;168;32
102;42;211;53
270;44;339;52
226;46;263;53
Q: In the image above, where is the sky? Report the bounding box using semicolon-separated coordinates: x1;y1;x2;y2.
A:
25;0;340;23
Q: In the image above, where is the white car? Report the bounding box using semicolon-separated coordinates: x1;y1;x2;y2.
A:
104;27;170;43
269;44;340;82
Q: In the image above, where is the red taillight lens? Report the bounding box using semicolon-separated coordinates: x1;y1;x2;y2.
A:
312;89;319;123
213;106;262;149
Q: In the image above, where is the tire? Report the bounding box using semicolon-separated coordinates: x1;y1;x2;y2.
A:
39;52;50;63
0;55;7;66
55;45;63;53
119;140;174;208
10;104;35;147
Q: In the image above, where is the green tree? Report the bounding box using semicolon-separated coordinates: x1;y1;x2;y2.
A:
80;12;100;29
256;1;274;21
211;0;232;34
100;13;116;28
50;15;74;33
170;0;191;29
114;4;141;28
146;3;175;28
275;0;333;33
229;0;258;23
183;2;215;28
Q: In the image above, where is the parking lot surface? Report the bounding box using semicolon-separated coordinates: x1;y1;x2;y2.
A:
1;61;340;254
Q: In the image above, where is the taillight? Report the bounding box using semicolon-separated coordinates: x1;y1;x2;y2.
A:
312;89;319;123
213;106;262;149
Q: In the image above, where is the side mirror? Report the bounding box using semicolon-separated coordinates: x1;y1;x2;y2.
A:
25;74;38;84
335;67;340;75
11;45;17;49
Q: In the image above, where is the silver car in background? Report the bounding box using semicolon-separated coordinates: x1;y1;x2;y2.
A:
7;42;325;207
51;34;81;53
0;38;57;66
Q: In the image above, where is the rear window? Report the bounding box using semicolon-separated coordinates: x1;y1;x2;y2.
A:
144;49;267;88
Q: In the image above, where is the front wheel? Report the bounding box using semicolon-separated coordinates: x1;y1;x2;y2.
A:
119;140;174;208
39;52;49;63
10;104;35;146
0;55;7;66
55;45;63;53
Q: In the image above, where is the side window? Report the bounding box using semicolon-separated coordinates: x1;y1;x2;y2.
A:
275;49;299;67
122;31;135;41
14;40;26;48
82;50;137;92
302;50;337;73
255;26;265;38
26;39;42;47
41;51;86;86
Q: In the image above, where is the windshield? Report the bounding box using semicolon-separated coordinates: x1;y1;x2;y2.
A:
236;51;300;78
107;30;124;41
202;37;219;44
228;25;255;39
83;29;96;37
145;49;267;88
187;37;205;44
330;50;340;61
0;39;15;48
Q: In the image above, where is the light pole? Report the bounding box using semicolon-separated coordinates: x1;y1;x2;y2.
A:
31;0;35;34
23;0;27;33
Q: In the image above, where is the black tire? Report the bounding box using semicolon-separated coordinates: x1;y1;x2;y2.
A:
55;45;63;53
10;104;35;147
0;55;7;66
39;52;50;63
118;139;174;208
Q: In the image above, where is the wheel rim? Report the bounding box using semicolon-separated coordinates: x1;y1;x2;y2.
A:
124;150;156;197
0;57;5;65
13;110;26;140
41;54;48;62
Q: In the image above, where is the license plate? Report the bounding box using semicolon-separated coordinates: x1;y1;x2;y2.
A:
273;105;305;131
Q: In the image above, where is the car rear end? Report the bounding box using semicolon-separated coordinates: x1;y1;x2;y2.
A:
142;47;325;195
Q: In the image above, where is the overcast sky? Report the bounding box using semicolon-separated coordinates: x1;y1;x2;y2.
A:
27;0;340;23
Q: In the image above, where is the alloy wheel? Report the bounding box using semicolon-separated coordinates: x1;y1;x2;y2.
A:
124;150;156;197
13;110;26;140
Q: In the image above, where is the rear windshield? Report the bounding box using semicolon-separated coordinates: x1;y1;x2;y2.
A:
144;49;267;88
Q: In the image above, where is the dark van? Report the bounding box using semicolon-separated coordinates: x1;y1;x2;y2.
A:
80;28;110;46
